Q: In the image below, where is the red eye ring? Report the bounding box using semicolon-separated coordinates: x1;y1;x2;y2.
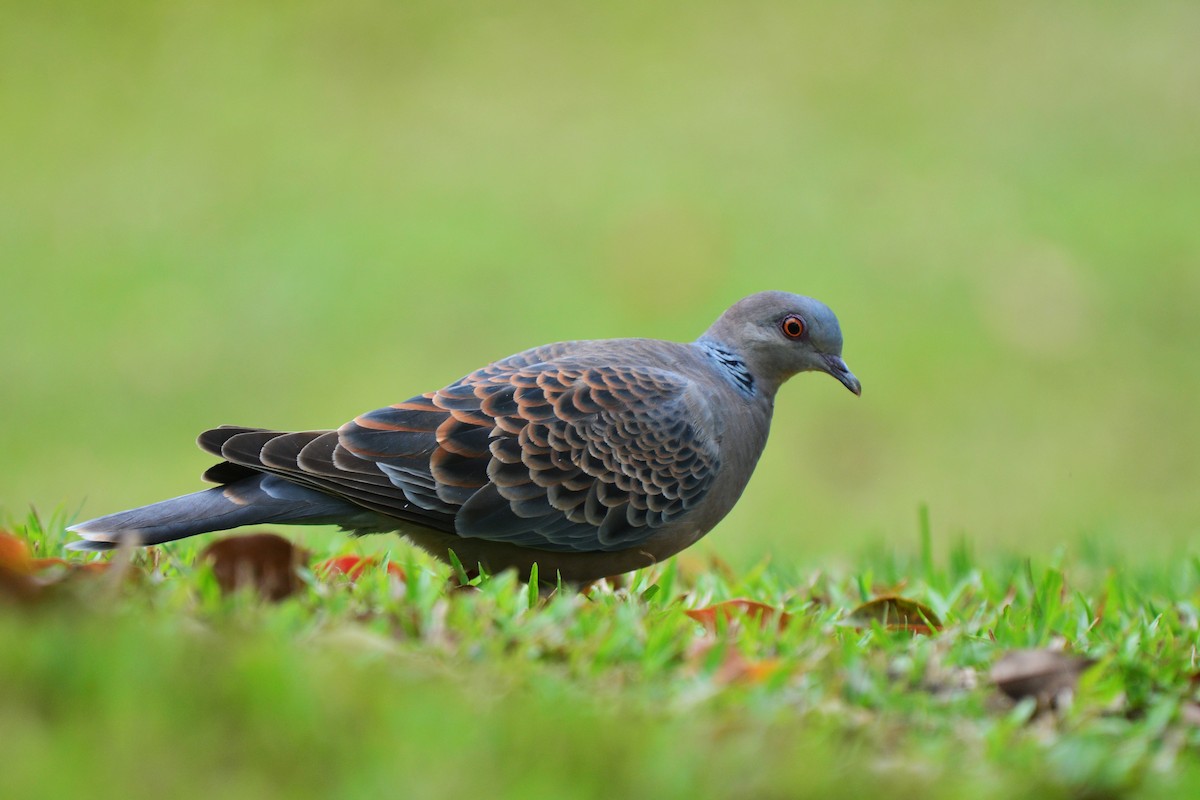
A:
780;314;805;340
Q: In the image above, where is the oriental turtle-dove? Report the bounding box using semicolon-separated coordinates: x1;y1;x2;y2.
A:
68;291;860;583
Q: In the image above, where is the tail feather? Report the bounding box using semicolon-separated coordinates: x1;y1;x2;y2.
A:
66;474;382;552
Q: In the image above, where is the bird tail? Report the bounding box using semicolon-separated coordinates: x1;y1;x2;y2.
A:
66;474;368;552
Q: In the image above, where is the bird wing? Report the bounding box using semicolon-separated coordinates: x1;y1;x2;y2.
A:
200;350;722;552
198;425;460;534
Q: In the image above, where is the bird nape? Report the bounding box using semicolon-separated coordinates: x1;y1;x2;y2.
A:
68;291;860;584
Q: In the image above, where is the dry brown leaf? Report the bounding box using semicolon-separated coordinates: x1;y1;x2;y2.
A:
991;648;1095;707
0;532;146;604
2;534;114;602
1;532;54;603
30;557;72;570
199;533;307;601
684;599;791;631
0;532;32;573
847;595;942;634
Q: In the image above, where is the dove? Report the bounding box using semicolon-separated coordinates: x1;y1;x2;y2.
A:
67;291;860;583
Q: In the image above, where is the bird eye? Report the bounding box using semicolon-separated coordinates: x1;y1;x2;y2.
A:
780;314;805;340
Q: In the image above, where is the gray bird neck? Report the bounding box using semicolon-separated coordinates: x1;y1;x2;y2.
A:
694;337;782;402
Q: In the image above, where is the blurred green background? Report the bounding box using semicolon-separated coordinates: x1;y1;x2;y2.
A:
2;0;1197;566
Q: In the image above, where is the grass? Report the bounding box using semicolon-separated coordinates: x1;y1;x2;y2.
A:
4;511;1200;799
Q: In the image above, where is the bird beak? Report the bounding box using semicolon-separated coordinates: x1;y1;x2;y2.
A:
821;354;862;396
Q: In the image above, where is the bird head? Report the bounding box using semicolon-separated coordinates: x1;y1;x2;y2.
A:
701;291;861;397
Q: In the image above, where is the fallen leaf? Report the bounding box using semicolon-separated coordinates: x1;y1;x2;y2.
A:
315;555;405;582
847;595;942;634
57;559;133;584
0;532;32;573
685;599;791;631
991;648;1095;708
30;557;71;570
316;555;371;580
0;532;141;604
199;533;307;601
0;533;48;604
